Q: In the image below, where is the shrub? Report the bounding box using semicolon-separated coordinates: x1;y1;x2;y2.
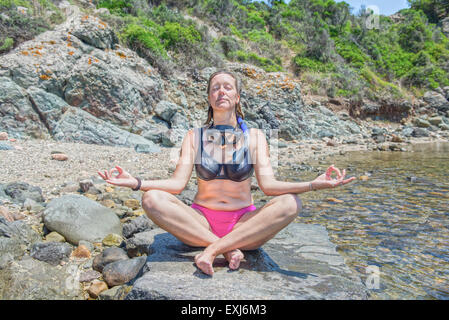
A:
0;37;13;52
97;0;132;16
160;21;201;51
293;55;335;73
228;50;283;72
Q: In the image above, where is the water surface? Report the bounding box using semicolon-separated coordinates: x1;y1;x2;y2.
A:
273;142;449;299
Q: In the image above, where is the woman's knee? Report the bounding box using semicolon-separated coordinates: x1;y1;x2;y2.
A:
278;194;302;219
142;190;169;215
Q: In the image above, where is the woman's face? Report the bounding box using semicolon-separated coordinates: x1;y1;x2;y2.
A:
208;73;240;112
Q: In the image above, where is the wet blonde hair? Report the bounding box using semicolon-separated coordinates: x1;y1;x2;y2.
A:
205;70;244;125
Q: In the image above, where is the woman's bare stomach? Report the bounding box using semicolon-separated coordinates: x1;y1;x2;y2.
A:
193;178;254;211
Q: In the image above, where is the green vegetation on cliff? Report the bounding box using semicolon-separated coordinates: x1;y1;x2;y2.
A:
1;0;448;103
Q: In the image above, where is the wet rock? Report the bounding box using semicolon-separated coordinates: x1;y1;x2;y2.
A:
43;194;122;245
125;224;369;300
30;242;73;266
92;247;129;273
0;256;84;299
123;215;155;239
0;132;8;140
102;256;146;287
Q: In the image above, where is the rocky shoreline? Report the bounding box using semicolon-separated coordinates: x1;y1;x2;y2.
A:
1;3;449;300
1;127;448;300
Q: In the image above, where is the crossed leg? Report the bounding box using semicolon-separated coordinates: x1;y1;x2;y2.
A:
141;190;244;269
142;190;302;275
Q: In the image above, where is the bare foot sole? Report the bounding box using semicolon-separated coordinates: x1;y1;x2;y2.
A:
223;249;244;270
194;252;215;276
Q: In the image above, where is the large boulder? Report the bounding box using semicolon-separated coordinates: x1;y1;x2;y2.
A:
52;106;161;151
0;9;164;139
0;256;84;300
125;224;369;300
423;91;449;112
43;194;123;245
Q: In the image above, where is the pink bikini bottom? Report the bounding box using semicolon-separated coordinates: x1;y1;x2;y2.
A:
191;203;257;238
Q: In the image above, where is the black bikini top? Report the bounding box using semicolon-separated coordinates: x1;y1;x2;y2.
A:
194;124;254;182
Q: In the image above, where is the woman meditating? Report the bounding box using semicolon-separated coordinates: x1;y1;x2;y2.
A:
98;70;355;276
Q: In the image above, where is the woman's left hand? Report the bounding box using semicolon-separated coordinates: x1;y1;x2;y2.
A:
311;165;356;190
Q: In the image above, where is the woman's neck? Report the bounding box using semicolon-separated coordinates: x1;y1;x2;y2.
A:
212;111;237;127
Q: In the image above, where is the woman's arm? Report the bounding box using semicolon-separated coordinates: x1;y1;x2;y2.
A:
98;129;195;194
252;129;354;196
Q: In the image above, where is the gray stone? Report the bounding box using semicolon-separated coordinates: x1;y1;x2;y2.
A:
428;116;443;125
70;13;118;50
414;118;431;128
98;285;130;300
52;107;161;150
161;128;186;147
30;242;73;266
93;247;129;273
123;230;155;258
401;127;414;137
103;256;147;287
412;128;430;137
43;194;122;245
0;217;41;269
134;143;161;154
125;224;369;300
4;182;44;205
0;142;14;150
423;91;449;112
79;270;102;283
0;77;50;140
0;256;84;299
154;100;181;122
123;215;155;239
79;179;94;193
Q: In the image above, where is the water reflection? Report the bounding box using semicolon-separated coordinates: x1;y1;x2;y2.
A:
275;142;449;300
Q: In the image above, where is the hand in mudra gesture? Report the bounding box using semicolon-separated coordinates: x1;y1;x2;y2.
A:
312;165;355;190
97;165;138;189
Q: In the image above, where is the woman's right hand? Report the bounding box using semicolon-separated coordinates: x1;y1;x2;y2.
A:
97;165;138;189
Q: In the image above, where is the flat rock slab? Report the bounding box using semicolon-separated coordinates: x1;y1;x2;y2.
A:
126;223;369;300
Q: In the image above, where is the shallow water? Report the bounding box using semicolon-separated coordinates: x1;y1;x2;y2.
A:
274;142;449;300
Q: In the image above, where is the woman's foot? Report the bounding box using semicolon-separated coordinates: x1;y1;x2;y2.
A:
194;251;215;276
223;249;244;270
